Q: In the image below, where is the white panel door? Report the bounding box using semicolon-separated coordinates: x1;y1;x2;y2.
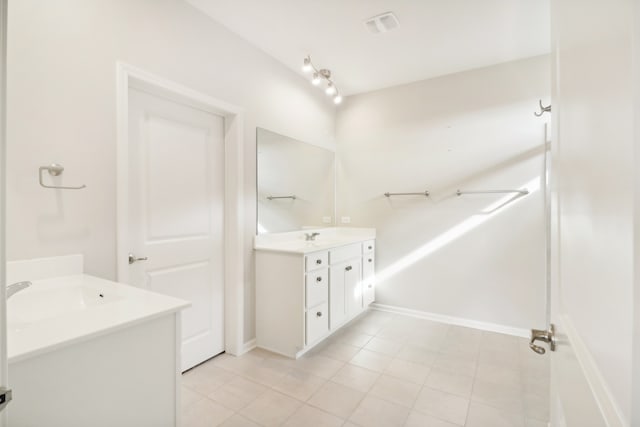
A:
548;0;637;424
127;88;225;371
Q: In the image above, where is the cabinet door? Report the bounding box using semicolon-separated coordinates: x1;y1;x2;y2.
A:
329;264;346;329
330;259;363;328
345;260;362;318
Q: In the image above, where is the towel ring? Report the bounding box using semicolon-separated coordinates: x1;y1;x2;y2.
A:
39;164;86;190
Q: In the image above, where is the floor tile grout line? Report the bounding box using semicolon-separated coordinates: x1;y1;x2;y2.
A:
409;401;465;427
181;311;547;427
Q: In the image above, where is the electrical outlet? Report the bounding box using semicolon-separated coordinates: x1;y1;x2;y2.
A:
322;216;332;224
341;216;351;224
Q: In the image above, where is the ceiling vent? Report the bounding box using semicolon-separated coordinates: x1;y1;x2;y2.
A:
364;12;400;34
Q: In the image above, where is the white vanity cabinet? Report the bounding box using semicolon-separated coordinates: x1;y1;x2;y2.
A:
255;231;376;358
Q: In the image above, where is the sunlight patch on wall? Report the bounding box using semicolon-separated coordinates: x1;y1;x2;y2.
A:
375;176;541;284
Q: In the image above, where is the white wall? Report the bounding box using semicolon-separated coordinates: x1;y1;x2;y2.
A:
552;0;636;421
6;0;336;343
336;55;550;332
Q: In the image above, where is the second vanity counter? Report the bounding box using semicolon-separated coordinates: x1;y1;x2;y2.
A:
6;255;190;427
254;227;376;254
254;227;376;358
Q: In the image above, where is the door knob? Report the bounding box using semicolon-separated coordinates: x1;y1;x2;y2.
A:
128;253;149;265
529;324;556;354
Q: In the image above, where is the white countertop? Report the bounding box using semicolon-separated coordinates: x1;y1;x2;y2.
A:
254;227;376;254
8;274;190;363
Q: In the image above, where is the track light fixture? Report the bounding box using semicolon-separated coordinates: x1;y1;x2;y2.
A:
302;55;342;105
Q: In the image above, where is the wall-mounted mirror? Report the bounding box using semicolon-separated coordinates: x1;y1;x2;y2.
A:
257;128;335;234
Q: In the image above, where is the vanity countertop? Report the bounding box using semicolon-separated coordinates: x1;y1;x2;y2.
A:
254;227;376;254
7;273;190;363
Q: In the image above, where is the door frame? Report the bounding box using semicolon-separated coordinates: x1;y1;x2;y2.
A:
0;0;7;424
115;62;245;356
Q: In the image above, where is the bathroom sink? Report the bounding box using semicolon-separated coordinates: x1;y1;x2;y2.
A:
6;273;189;363
8;278;124;326
254;227;376;254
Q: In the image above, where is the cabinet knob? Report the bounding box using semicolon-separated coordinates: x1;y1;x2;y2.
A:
368;284;373;288
316;276;322;282
368;246;373;250
316;311;323;317
316;259;322;265
345;266;352;271
368;258;372;263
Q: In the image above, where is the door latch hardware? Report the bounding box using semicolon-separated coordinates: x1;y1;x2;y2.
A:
0;387;13;412
529;324;556;355
128;253;149;265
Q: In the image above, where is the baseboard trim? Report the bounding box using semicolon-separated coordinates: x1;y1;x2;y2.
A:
560;314;626;427
239;338;256;355
370;303;530;338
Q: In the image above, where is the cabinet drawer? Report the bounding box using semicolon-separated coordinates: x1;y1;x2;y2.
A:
363;255;375;281
329;243;362;264
306;251;329;271
363;281;375;306
363;240;375;253
306;269;328;308
306;302;329;345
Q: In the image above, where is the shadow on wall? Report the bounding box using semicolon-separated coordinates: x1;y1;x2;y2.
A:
376;174;541;284
372;142;546;285
335;56;550;329
363;147;548;330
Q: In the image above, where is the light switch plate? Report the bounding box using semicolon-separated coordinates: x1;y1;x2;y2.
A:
341;216;351;224
322;216;332;223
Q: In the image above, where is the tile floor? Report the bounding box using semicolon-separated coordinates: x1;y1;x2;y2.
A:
181;310;550;427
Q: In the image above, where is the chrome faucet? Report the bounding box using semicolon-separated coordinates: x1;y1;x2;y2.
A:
7;281;32;299
305;232;320;241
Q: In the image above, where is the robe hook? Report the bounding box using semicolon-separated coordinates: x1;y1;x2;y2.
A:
534;99;551;117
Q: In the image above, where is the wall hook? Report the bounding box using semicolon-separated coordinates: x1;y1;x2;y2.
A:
534;99;551;117
39;163;86;190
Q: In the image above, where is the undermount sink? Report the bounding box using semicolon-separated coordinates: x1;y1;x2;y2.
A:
254;227;376;254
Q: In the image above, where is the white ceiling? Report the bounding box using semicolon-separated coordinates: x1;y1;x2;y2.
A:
186;0;550;95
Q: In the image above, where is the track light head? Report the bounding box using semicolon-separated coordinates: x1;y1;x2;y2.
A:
302;56;312;73
325;83;337;96
311;73;321;85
